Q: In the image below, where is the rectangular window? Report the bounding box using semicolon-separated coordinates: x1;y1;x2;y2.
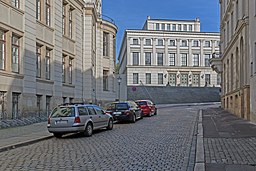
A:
193;40;199;47
205;74;211;86
161;23;165;30
180;74;188;86
192;74;200;87
62;4;66;35
133;38;139;45
12;92;19;119
45;49;51;80
193;54;200;66
183;24;187;31
68;9;72;38
103;32;109;56
36;95;42;116
133;73;139;84
0;91;6;119
181;54;187;66
12;0;19;8
158;73;163;84
157;53;163;66
146;73;151;84
11;35;20;73
46;0;51;26
156;23;159;30
103;70;108;91
204;41;211;47
36;46;41;77
36;0;41;20
62;55;66;83
0;30;5;70
68;58;73;84
157;39;163;46
145;39;151;45
145;52;151;66
189;25;193;31
169;53;175;66
170;40;175;46
172;24;176;31
46;96;51;116
178;24;181;31
167;24;171;30
132;52;139;66
205;54;211;66
169;74;176;86
181;40;188;47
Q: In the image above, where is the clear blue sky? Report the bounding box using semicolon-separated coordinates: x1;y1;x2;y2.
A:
102;0;220;58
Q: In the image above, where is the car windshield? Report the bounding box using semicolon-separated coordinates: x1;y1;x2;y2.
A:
50;107;75;118
115;103;129;110
106;103;129;110
136;101;147;106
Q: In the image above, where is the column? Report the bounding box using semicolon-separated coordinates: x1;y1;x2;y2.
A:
140;37;144;65
164;38;169;66
200;39;204;67
176;39;180;66
188;39;192;66
152;38;156;65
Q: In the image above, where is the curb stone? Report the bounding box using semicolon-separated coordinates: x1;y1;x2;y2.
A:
194;109;205;171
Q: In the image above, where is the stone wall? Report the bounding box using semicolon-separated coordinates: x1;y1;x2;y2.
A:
127;86;221;104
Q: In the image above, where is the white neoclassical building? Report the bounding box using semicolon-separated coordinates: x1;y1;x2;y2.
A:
0;0;117;119
118;17;220;99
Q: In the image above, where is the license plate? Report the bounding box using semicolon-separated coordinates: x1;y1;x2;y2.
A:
56;120;68;124
113;112;121;115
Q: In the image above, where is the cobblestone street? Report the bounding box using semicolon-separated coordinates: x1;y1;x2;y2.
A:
0;106;202;171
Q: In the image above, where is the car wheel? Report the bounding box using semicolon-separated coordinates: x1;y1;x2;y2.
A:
53;133;63;138
131;114;136;123
107;119;113;130
154;109;157;115
84;123;93;137
140;112;144;119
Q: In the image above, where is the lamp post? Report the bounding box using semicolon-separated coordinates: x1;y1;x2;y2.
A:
117;76;122;101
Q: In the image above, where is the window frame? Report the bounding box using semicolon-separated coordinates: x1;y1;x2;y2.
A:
45;0;51;26
0;30;6;70
11;35;20;73
132;52;139;66
36;45;41;77
145;73;151;84
133;73;139;84
145;52;151;66
169;53;175;66
45;48;51;80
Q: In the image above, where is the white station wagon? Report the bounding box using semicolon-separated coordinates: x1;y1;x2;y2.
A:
47;103;114;138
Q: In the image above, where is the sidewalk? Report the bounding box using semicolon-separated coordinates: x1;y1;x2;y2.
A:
0;122;52;152
202;108;256;171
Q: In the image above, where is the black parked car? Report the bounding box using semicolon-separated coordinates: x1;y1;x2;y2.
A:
105;101;143;123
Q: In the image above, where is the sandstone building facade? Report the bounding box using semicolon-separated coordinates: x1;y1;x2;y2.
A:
0;0;117;119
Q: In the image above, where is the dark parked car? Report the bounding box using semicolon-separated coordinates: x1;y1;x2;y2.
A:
135;100;157;117
105;101;143;123
47;103;113;138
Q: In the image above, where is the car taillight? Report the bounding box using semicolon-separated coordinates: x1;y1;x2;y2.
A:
48;118;51;124
124;110;130;115
74;116;81;123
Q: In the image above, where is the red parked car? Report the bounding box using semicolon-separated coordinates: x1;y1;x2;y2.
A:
135;100;157;117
